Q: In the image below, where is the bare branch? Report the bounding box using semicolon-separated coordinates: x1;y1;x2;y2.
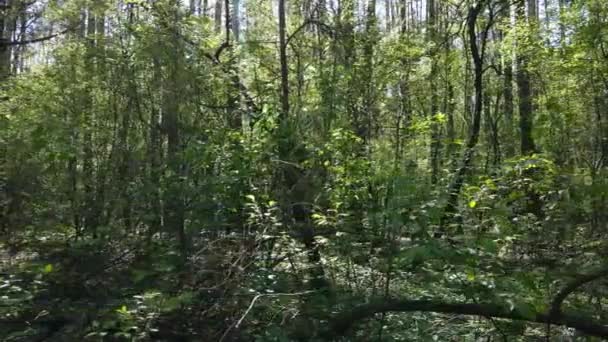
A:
330;298;608;339
0;29;67;47
219;290;317;342
286;19;333;47
550;265;608;318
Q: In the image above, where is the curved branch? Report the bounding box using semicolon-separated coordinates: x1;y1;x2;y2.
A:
285;19;333;47
170;29;260;117
550;265;608;318
330;298;608;339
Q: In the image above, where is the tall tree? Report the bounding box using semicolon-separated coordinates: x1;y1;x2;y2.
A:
159;0;187;258
278;0;289;122
441;0;490;229
517;0;537;155
428;0;441;184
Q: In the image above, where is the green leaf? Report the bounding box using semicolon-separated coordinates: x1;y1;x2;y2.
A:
468;200;477;209
43;264;53;273
466;270;476;281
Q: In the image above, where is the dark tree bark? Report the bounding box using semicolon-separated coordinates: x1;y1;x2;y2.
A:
161;2;187;259
12;10;26;73
82;9;98;237
503;53;513;124
517;58;536;155
440;1;488;228
428;0;441;184
278;0;289;122
214;0;222;33
0;0;15;79
329;297;608;339
360;0;377;143
147;57;163;242
231;0;240;41
222;0;241;129
224;0;230;41
517;0;537;155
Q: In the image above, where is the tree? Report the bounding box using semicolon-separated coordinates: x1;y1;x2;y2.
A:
516;0;537;155
441;0;493;229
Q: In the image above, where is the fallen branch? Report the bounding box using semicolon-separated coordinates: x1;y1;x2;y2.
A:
550;265;608;318
330;298;608;339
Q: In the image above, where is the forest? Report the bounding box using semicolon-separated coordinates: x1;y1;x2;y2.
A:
1;0;607;340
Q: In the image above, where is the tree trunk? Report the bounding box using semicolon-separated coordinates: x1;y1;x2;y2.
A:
440;1;486;229
147;57;163;242
12;11;26;73
517;0;537;155
232;0;240;41
428;0;441;184
82;9;98;237
0;0;14;80
278;0;289;122
162;3;187;259
361;0;376;143
214;0;222;33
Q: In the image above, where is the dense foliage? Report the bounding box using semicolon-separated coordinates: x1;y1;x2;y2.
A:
1;0;607;340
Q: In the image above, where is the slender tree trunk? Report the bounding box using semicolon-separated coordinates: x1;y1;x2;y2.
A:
428;0;441;184
445;81;456;165
517;0;537;155
214;0;222;33
68;127;80;237
119;82;133;233
162;3;187;259
517;61;536;155
361;0;377;143
0;0;14;80
222;0;241;129
558;0;566;44
224;0;230;41
147;57;163;242
278;0;289;122
496;17;515;158
82;10;98;237
441;1;486;229
277;0;329;290
232;0;240;41
397;0;410;152
341;0;357;139
502;33;515;157
13;11;26;73
492;92;502;167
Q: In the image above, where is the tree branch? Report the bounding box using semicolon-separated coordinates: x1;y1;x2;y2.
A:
163;24;260;117
0;29;68;47
286;19;333;47
219;290;317;342
330;298;608;339
550;265;608;319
